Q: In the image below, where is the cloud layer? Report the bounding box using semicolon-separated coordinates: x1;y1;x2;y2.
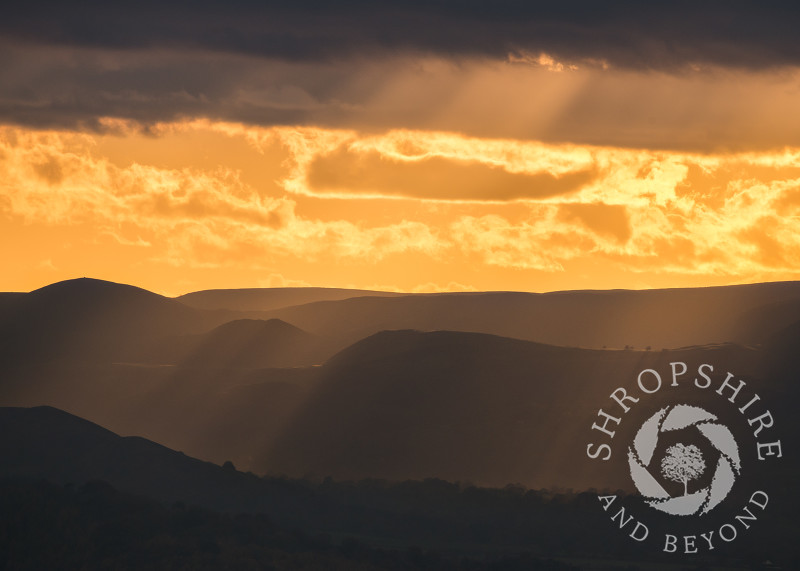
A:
3;122;800;293
4;1;800;70
2;5;800;151
3;4;798;293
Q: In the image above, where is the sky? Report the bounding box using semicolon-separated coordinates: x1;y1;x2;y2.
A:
3;1;800;295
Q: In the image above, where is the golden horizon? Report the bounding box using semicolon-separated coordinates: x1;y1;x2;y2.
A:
3;118;800;297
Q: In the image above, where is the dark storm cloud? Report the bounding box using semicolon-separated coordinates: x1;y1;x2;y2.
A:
3;1;800;70
0;45;322;130
4;2;800;151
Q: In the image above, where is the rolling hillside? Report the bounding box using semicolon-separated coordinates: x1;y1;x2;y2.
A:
260;329;783;490
259;281;800;351
0;278;241;365
1;278;798;490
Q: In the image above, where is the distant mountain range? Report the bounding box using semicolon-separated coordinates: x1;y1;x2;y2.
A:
1;277;799;491
257;281;800;351
5;277;800;366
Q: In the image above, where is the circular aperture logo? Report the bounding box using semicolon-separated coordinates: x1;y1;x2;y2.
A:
627;404;741;516
586;363;783;554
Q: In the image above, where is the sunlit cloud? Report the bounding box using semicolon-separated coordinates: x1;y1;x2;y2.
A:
272;128;598;202
304;146;597;202
450;212;573;271
507;51;582;72
4;2;800;296
0;126;447;273
3;121;800;293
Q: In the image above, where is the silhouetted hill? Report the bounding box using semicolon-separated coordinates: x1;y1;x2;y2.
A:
119;365;321;471
0;292;24;316
735;297;800;346
762;316;800;400
0;406;620;567
3;278;800;490
0;278;249;365
262;281;800;351
0;406;278;513
177;286;403;312
6;407;792;569
261;330;779;490
0;363;319;473
157;318;326;368
3;325;794;489
5;278;800;369
183;318;321;368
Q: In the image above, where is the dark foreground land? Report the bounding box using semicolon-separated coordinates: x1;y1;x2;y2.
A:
1;406;796;570
3;474;791;571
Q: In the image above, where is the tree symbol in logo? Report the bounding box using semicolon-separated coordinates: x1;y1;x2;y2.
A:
627;404;741;516
660;443;706;496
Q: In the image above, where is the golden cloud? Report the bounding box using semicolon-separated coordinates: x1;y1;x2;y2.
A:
558;203;632;243
306;146;598;201
3;121;800;293
273;127;599;202
0;126;447;271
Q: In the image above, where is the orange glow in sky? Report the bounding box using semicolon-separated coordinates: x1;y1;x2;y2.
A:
3;114;800;295
2;41;800;295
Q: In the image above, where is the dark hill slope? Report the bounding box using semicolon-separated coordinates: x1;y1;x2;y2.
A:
0;292;24;317
0;406;278;514
0;278;240;365
0;363;318;474
261;330;773;490
0;407;660;567
762;316;800;399
2;326;794;492
164;318;325;368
